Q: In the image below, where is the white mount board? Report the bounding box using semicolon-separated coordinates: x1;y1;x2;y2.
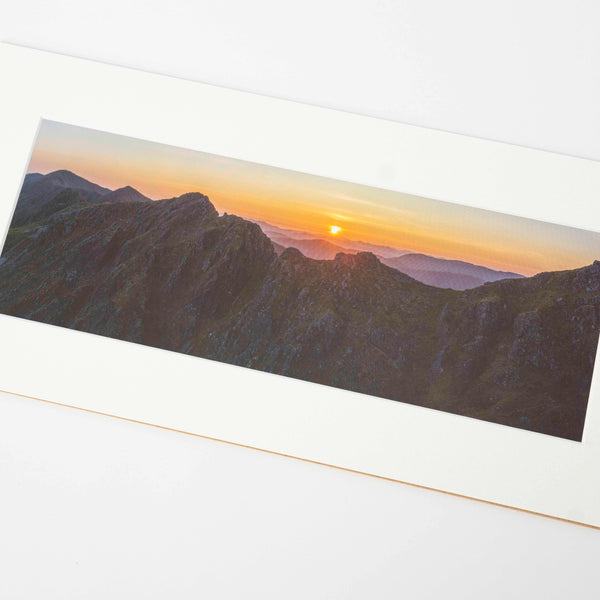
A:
1;43;600;527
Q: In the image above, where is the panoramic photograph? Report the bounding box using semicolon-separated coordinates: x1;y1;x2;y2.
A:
1;119;600;440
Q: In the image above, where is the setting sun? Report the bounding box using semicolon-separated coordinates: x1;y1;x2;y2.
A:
330;225;341;235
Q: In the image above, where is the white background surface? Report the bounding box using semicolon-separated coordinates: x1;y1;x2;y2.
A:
1;1;600;598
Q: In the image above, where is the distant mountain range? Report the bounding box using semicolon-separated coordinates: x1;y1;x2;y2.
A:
268;234;349;260
0;169;598;441
255;219;523;290
381;253;523;290
254;220;408;257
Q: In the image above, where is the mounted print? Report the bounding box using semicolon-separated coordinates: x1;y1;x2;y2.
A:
2;44;600;528
2;119;599;442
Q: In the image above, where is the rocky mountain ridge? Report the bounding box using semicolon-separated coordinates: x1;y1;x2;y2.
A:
1;182;599;440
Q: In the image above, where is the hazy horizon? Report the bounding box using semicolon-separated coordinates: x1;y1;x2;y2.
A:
27;120;600;276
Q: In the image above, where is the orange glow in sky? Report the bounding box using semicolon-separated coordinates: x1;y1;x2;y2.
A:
25;120;600;276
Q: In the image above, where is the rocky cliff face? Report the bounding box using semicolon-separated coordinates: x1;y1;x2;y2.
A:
1;190;598;441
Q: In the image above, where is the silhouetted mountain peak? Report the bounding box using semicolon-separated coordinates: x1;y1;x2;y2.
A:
102;186;151;203
175;191;210;202
43;169;111;194
24;172;44;183
158;193;219;225
280;247;305;261
114;185;139;194
48;168;77;178
334;251;381;269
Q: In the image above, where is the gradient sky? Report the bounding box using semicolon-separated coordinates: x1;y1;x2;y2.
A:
26;119;600;276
